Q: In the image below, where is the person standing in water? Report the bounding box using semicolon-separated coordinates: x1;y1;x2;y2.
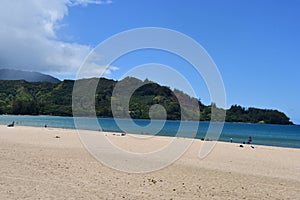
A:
247;136;252;144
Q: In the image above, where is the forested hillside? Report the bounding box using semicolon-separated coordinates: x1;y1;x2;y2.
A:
0;78;293;125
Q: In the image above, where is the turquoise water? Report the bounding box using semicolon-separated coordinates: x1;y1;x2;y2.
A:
1;115;299;148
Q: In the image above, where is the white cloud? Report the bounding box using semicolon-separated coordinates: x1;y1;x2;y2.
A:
69;0;112;6
77;63;119;79
0;0;115;79
76;51;119;79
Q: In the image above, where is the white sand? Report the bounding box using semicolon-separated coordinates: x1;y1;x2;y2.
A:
0;125;299;199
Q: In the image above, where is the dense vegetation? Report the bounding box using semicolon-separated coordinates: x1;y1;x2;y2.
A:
0;78;293;125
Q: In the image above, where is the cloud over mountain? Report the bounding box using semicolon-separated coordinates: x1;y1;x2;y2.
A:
0;0;114;79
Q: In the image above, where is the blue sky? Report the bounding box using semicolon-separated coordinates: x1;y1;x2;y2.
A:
1;0;299;124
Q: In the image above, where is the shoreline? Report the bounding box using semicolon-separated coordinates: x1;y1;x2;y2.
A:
1;113;296;125
3;124;300;151
1;125;299;199
1;122;299;150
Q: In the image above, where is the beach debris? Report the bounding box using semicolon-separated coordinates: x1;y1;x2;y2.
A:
113;132;126;136
147;178;157;184
239;145;244;148
55;135;60;138
251;145;255;149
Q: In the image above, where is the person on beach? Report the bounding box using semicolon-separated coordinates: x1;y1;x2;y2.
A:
7;121;15;127
247;136;252;144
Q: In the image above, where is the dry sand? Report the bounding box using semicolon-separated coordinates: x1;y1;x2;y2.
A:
0;125;299;199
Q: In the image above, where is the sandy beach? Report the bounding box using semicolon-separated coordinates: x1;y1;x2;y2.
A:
0;125;299;199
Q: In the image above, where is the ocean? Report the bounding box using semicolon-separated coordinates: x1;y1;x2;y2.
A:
1;115;299;148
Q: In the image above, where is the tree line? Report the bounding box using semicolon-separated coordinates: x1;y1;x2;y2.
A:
0;78;293;125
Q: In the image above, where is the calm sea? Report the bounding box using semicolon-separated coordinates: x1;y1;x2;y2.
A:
1;115;299;148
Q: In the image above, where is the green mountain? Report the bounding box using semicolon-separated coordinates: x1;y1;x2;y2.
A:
0;78;293;125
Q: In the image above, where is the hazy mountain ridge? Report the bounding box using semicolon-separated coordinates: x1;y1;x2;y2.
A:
0;69;60;83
